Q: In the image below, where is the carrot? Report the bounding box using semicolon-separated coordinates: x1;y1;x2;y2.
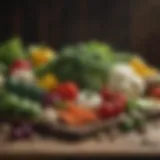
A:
59;111;78;126
67;102;98;122
58;101;98;126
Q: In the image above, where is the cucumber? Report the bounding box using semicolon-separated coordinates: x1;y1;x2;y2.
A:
20;99;42;118
0;93;20;116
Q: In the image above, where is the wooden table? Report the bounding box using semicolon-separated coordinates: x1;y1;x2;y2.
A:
0;122;160;159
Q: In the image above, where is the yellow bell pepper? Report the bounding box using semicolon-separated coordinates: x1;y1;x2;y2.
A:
130;57;158;78
38;74;59;91
31;48;55;67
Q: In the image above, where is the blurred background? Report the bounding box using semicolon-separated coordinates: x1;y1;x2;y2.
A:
0;0;160;159
1;0;160;65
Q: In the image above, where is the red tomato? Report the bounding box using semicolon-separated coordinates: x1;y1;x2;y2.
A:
111;93;127;114
111;93;127;105
97;102;117;119
98;92;127;119
113;100;124;115
56;82;79;100
150;88;160;98
100;88;113;101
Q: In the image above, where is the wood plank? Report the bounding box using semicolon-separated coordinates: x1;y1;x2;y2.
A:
1;121;160;157
131;0;160;66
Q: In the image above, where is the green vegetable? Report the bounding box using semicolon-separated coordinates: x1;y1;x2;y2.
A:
130;110;146;129
51;41;113;90
0;37;24;66
5;77;20;93
0;93;20;114
0;91;42;119
119;118;135;132
5;77;44;101
53;54;107;90
20;99;42;118
33;60;54;77
126;99;139;112
0;63;8;74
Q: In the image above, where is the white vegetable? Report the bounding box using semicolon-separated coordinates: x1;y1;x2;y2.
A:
11;69;36;84
42;108;58;124
136;98;160;110
77;90;102;109
108;64;146;98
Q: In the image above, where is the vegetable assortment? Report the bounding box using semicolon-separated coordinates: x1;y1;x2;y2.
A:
0;37;160;140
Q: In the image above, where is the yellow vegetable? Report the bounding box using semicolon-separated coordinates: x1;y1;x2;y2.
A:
38;74;59;91
130;57;158;78
130;57;147;68
31;47;55;67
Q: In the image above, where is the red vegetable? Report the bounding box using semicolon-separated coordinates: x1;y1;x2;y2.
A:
97;102;116;119
56;82;79;100
100;88;113;101
10;59;31;73
150;87;160;98
112;94;126;108
97;93;127;119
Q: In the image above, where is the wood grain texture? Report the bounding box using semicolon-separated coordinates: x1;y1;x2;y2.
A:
2;0;160;66
131;0;160;66
0;0;131;50
1;122;160;157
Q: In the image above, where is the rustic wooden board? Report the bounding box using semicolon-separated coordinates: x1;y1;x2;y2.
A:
35;118;120;141
1;121;160;157
35;109;160;141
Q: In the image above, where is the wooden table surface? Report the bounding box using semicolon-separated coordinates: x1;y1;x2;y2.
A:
0;121;160;158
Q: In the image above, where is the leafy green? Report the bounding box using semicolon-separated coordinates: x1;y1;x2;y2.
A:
51;41;113;90
0;37;24;66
